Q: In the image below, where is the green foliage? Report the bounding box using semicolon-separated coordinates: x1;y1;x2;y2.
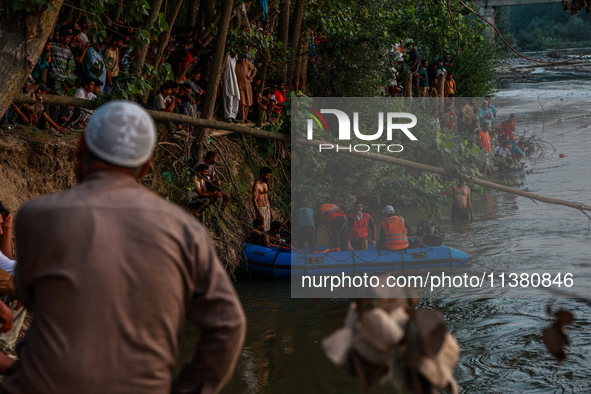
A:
160;164;194;205
97;63;173;103
12;0;49;12
288;0;498;219
453;38;499;97
304;0;498;97
227;27;272;59
506;3;591;50
157;12;169;31
305;0;395;96
53;61;77;96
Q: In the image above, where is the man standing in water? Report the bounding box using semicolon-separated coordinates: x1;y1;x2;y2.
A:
438;179;474;223
252;166;274;231
3;101;246;393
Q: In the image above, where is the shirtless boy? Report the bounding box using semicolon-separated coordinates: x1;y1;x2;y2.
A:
252;167;274;231
438;179;474;223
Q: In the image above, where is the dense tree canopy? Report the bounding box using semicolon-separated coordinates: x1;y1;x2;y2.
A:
504;3;591;50
0;0;499;114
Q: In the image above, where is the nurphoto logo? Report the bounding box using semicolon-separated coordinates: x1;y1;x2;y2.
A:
305;108;418;153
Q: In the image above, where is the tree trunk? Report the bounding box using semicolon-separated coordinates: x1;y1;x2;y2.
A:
404;73;412;97
135;0;165;77
113;6;122;27
260;48;269;87
300;55;308;91
187;0;198;27
287;0;305;86
278;0;290;83
196;1;204;32
293;31;307;91
0;0;64;119
153;0;185;72
14;91;591;216
197;8;223;42
197;0;234;159
202;0;215;27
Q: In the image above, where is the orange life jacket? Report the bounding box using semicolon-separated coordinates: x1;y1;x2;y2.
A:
347;213;371;239
382;216;409;250
318;204;345;224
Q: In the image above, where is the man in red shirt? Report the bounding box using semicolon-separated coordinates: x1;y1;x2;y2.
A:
272;82;287;117
500;113;526;158
500;113;516;141
315;203;350;251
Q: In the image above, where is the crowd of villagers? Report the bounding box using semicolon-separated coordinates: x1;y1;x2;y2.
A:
1;10;316;135
0;9;316;358
393;42;527;168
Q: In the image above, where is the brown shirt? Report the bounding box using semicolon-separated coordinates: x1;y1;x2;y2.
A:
4;171;245;394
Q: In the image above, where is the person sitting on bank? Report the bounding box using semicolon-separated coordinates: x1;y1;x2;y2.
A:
500;113;526;159
195;151;231;212
267;221;283;246
377;205;411;251
497;141;513;162
346;201;377;251
245;219;272;247
0;203;26;354
188;164;222;217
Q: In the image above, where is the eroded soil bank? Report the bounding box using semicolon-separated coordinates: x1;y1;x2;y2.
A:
0;127;288;274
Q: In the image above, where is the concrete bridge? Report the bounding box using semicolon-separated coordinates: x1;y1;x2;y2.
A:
473;0;563;29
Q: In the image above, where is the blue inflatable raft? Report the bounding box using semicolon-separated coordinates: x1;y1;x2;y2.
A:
241;243;469;279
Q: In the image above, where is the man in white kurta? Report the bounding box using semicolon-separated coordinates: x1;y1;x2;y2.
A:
222;53;240;121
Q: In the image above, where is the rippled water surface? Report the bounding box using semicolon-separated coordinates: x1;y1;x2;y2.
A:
204;69;591;393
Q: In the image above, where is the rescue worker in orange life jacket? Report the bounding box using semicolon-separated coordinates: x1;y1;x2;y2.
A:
377;205;411;251
315;203;350;252
346;201;377;251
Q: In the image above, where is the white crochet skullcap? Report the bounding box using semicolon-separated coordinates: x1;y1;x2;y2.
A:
85;101;156;167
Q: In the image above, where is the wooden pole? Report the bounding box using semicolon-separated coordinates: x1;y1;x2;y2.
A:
278;0;290;83
153;0;185;73
287;0;305;86
13;92;286;140
12;93;591;214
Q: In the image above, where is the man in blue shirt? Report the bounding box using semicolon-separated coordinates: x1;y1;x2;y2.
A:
85;42;107;91
478;100;493;129
486;96;497;127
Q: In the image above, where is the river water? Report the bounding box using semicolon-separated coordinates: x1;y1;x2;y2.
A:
209;70;591;393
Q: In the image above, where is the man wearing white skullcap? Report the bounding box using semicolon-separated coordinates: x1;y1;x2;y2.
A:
5;101;245;394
